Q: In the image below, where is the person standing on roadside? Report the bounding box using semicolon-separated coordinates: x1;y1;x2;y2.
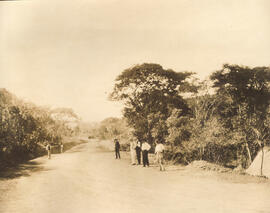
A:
155;142;165;171
114;139;121;159
46;143;51;159
60;143;64;153
135;141;141;165
130;140;137;165
141;141;151;167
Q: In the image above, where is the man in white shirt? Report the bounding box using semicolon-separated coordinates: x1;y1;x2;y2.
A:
155;142;165;171
60;143;64;153
141;141;151;167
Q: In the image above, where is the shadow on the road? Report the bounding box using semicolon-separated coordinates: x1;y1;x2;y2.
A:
0;160;50;180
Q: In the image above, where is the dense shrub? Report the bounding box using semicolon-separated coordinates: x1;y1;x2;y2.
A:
0;89;78;168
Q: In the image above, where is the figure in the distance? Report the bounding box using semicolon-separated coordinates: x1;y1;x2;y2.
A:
114;139;121;159
46;143;51;159
135;141;141;165
130;140;137;165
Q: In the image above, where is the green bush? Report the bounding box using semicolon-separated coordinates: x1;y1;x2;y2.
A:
0;89;78;169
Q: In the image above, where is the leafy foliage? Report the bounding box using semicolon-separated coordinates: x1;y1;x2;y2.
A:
110;63;270;168
210;64;270;166
0;89;78;167
88;117;132;142
110;63;197;144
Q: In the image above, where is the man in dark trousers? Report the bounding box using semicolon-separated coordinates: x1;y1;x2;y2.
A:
114;139;121;159
135;141;141;165
141;141;151;167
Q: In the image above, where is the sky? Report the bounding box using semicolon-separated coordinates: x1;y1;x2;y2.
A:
0;0;270;122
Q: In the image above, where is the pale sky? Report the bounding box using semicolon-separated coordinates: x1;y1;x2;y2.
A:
0;0;269;122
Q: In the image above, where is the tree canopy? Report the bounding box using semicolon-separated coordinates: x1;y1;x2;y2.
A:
110;63;197;143
211;64;270;116
210;64;270;165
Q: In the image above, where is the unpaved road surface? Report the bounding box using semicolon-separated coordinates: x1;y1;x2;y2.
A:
0;141;270;213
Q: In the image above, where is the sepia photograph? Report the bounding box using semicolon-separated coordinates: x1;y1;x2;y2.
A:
0;0;270;212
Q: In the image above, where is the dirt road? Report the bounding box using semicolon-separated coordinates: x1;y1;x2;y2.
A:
0;141;269;213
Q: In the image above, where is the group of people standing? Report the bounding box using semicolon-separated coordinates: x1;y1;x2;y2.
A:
114;138;165;171
46;143;64;159
130;140;151;167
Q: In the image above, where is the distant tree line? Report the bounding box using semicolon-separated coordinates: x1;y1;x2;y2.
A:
109;63;270;168
89;117;132;141
0;89;80;168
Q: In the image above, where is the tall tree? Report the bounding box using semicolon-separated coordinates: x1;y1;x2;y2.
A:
110;63;196;144
210;64;270;166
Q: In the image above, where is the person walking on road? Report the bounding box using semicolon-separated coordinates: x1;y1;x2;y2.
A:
135;141;141;165
141;141;151;167
114;139;121;159
130;140;137;165
155;142;165;171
